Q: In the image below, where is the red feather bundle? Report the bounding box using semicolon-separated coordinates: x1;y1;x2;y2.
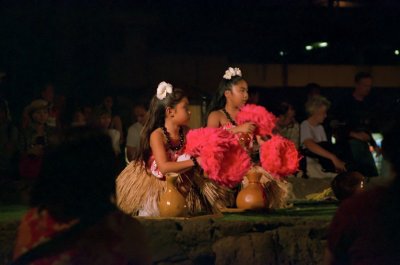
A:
185;127;251;188
260;135;299;179
236;104;277;136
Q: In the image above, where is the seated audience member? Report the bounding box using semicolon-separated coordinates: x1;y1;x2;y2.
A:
331;171;365;202
325;122;400;265
93;107;121;155
13;127;150;265
126;104;147;162
39;82;60;128
19;100;54;180
300;96;346;178
99;95;124;144
0;99;18;180
274;101;300;149
70;108;86;127
333;72;380;178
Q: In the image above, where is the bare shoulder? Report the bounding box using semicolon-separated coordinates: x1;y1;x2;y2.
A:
150;128;165;143
207;110;223;127
208;110;223;119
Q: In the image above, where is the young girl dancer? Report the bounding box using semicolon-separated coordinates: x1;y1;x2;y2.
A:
207;67;291;209
116;82;233;216
207;67;255;134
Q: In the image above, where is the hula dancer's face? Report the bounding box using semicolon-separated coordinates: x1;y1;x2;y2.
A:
172;97;191;125
226;80;249;108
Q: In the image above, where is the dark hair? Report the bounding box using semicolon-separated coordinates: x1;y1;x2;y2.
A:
133;87;187;163
273;101;293;116
206;75;245;118
30;127;117;222
305;83;321;95
95;106;112;117
354;72;372;83
331;171;365;201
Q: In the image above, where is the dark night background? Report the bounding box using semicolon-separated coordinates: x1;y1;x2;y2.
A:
1;0;400;117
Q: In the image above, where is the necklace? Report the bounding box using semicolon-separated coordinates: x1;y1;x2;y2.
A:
162;126;185;151
222;108;237;126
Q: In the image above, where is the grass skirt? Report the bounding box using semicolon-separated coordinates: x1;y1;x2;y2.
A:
241;166;290;209
116;162;235;216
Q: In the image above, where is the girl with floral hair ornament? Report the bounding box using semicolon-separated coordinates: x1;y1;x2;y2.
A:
116;82;234;216
207;67;255;137
207;67;297;209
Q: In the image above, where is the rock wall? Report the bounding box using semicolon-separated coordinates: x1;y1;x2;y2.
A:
1;216;330;265
142;216;329;265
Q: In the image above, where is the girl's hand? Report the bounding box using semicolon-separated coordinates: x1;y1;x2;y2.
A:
196;157;202;167
236;122;255;134
256;135;266;145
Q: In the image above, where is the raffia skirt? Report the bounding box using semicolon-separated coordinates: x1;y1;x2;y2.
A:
241;166;291;209
116;162;235;216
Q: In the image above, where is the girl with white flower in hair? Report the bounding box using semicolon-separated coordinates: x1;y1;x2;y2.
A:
207;67;255;134
207;68;291;209
116;82;233;216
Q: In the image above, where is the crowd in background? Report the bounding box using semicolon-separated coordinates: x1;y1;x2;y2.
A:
0;71;398;187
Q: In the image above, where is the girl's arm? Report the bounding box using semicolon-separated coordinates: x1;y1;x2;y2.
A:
150;130;195;175
207;111;255;133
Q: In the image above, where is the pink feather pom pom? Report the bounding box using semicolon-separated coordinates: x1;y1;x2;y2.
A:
186;127;251;188
260;135;299;179
236;104;277;136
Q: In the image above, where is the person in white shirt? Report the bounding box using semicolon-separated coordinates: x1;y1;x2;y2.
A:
126;104;147;162
300;96;346;178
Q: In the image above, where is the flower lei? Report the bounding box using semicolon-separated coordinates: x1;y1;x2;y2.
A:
223;67;242;80
156;81;173;100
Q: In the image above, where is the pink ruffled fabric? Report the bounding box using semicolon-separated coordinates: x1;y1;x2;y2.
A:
186;127;251;188
236;104;277;136
260;134;300;179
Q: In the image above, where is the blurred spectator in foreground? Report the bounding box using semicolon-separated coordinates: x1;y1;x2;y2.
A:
13;127;150;265
325;121;400;265
331;171;365;202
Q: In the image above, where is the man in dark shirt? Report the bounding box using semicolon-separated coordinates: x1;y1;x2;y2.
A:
334;72;379;177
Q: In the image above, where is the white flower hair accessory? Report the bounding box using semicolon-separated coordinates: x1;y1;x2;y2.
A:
223;67;242;80
156;81;173;100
